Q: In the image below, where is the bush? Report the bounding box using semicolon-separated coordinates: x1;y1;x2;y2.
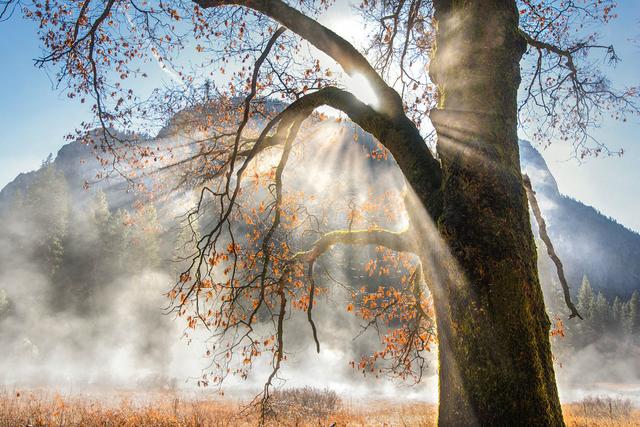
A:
576;396;633;418
268;387;340;421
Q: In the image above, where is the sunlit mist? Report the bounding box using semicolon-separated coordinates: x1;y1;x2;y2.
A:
345;73;379;109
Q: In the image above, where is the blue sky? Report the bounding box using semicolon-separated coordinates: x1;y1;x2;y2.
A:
0;16;90;181
0;2;639;231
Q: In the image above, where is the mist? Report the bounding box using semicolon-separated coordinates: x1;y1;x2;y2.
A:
0;117;638;407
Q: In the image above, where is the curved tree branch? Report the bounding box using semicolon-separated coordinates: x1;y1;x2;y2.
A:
292;228;415;264
170;85;443;205
195;0;405;118
252;86;442;213
292;225;418;354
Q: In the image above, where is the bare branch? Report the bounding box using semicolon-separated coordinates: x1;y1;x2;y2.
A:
518;27;639;157
523;174;582;320
228;26;287;189
0;0;18;22
306;261;320;353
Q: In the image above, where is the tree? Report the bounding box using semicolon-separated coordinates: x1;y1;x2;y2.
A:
627;291;640;336
91;189;111;229
20;161;70;277
574;275;596;344
577;275;594;316
0;289;9;321
7;0;638;425
612;296;624;335
593;291;610;333
128;201;162;271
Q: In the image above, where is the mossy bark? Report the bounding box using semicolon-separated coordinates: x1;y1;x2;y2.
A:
418;1;565;425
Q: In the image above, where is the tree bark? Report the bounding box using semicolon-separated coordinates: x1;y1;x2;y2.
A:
423;0;565;425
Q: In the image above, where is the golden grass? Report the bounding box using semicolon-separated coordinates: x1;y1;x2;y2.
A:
563;400;640;427
0;389;637;426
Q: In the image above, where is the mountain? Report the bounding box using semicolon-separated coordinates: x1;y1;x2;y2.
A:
1;130;639;299
519;139;640;299
0;132;135;212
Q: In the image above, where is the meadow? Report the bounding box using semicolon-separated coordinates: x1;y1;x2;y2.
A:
0;388;637;426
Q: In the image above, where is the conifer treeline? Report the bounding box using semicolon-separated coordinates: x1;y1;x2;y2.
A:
570;276;640;346
0;161;169;370
0;160;163;312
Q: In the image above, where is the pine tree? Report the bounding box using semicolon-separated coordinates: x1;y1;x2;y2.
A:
577;275;595;319
2;189;26;255
574;275;596;346
612;296;624;335
593;292;610;333
103;208;132;272
129;202;162;271
627;291;640;336
22;162;70;277
91;189;111;228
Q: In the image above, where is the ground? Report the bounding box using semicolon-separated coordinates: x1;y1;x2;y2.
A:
1;389;638;426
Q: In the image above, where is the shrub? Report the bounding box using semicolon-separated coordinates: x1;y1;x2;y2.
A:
576;396;633;418
267;387;340;421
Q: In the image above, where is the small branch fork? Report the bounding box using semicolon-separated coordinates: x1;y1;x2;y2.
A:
524;174;583;320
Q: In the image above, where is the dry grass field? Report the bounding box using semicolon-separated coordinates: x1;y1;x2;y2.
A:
0;388;637;426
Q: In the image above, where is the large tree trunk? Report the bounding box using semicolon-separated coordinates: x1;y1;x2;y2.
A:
422;1;565;425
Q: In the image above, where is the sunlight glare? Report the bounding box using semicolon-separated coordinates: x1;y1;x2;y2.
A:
345;73;379;109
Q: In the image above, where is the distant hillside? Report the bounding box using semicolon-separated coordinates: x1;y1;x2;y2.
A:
520;139;640;299
0;132;134;212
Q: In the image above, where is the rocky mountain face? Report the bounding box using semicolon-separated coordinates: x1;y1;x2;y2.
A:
519;139;640;299
1;134;638;299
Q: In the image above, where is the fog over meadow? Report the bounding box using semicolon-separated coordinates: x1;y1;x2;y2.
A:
0;119;639;405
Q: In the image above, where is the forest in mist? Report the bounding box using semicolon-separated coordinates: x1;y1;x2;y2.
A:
1;123;639;403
